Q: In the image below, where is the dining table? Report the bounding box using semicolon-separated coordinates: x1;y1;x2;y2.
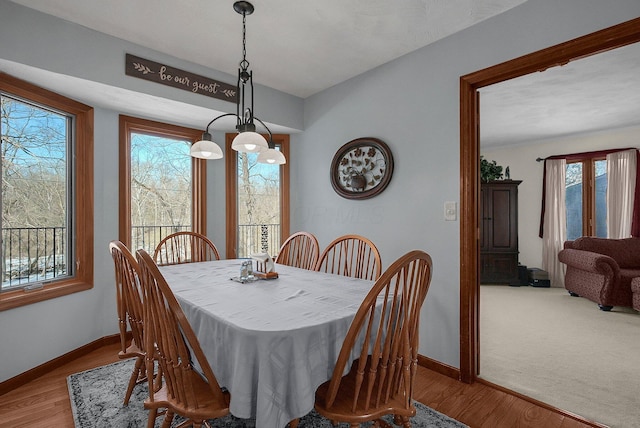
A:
159;258;375;428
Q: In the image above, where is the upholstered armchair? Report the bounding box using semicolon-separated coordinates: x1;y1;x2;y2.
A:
558;237;640;311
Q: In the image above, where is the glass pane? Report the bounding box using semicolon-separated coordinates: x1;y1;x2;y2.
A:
236;150;281;258
594;159;607;237
130;133;191;253
1;95;70;290
565;162;583;240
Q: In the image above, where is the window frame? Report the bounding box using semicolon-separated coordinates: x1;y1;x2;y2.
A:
566;156;606;237
225;133;290;259
118;115;207;249
0;73;94;311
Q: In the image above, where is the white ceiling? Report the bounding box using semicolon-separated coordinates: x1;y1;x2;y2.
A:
7;0;527;98
480;41;640;147
5;0;640;145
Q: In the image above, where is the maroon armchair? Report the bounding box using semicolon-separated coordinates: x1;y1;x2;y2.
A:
558;237;640;311
632;277;640;311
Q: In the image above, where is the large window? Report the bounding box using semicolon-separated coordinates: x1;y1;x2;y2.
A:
225;134;289;258
566;158;607;240
0;73;93;310
119;116;206;253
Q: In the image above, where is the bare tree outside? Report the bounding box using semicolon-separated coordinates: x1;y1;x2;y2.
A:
130;132;192;253
1;94;69;289
2;94;283;288
237;150;281;257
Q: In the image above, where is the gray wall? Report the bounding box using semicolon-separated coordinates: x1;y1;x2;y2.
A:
483;125;640;276
1;0;640;381
293;0;640;366
0;1;303;132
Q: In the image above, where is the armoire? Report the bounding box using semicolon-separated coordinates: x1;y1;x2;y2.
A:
480;180;521;284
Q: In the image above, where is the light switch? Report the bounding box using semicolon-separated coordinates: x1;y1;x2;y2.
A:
444;201;457;221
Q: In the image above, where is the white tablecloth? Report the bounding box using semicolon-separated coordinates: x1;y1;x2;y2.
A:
159;259;374;428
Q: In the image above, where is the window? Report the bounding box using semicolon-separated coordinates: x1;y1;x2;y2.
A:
566;158;607;240
225;134;290;258
0;73;93;311
119;116;206;253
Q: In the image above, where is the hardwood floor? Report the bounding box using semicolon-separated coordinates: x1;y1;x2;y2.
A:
0;342;601;428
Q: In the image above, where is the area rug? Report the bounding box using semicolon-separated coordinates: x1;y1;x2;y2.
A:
68;359;467;428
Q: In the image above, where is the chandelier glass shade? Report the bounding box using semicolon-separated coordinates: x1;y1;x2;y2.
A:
190;133;224;159
257;147;286;164
230;129;269;153
190;1;286;165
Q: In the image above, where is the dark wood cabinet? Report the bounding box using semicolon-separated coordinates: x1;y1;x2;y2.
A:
480;180;521;284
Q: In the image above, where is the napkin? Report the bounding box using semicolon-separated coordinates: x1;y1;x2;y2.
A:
251;252;275;273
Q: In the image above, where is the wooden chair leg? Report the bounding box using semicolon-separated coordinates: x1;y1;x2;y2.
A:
372;419;394;428
161;410;175;428
190;420;204;428
123;356;145;405
392;415;410;428
146;408;157;428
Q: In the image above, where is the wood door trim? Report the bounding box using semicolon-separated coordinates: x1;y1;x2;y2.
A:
459;17;640;383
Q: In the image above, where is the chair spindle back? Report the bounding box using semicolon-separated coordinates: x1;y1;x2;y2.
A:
136;249;229;423
315;234;382;280
275;231;320;270
315;250;433;424
109;240;147;405
153;231;220;266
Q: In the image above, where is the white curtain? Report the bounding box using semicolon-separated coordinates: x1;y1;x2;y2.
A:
542;159;567;288
606;149;637;238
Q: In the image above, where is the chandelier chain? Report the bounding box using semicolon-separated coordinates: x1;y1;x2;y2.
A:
241;11;249;71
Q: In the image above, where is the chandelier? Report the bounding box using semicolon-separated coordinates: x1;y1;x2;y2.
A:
190;1;286;165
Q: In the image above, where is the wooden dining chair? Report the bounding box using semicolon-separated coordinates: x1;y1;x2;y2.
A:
315;234;382;280
314;250;433;428
153;231;220;266
109;240;148;406
136;248;231;428
275;231;320;270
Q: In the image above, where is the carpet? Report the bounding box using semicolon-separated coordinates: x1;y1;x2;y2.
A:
480;285;640;428
68;359;467;428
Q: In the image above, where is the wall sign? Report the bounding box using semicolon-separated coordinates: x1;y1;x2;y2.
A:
125;54;237;103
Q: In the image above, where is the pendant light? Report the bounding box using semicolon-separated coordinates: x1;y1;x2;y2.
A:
191;1;286;165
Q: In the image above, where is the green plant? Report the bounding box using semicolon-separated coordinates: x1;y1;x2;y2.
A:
480;156;503;182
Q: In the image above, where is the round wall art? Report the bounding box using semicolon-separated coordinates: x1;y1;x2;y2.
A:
330;137;394;200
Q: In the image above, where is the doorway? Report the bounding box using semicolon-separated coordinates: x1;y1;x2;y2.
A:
459;17;640;383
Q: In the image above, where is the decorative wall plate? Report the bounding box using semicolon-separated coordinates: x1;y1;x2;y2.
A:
330;137;394;200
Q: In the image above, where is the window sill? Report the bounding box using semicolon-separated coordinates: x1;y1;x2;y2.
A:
0;279;92;311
